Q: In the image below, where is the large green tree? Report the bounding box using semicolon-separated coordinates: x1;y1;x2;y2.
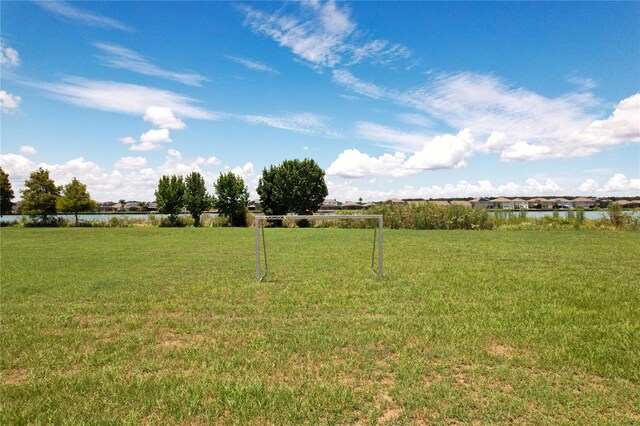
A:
57;177;97;226
184;171;212;227
21;168;61;224
0;167;14;216
213;172;249;227
155;175;185;225
257;158;328;223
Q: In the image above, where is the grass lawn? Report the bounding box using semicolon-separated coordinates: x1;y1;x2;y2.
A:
1;227;639;424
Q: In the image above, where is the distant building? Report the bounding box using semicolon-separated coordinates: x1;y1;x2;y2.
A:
320;199;338;211
492;197;514;209
512;198;529;210
572;197;596;209
341;201;364;210
470;198;495;208
450;200;472;207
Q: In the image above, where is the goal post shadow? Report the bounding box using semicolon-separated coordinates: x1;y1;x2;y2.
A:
254;214;384;282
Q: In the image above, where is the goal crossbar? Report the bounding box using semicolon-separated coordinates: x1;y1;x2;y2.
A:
254;214;383;282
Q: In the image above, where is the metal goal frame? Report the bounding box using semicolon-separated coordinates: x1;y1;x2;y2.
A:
254;214;383;282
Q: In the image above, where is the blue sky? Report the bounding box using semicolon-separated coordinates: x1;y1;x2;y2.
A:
1;0;639;201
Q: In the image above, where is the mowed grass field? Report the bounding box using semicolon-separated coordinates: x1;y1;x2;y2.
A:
1;227;639;424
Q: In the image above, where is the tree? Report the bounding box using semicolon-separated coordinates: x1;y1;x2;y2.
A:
184;171;212;227
57;177;97;226
21;167;61;224
0;167;14;216
213;172;249;227
155;175;185;225
256;159;328;226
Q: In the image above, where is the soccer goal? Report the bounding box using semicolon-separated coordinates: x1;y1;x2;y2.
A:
254;214;384;282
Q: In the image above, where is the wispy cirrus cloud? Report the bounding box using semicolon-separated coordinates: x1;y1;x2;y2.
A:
35;1;132;32
226;55;279;74
242;1;410;68
333;70;640;161
240;112;339;136
32;77;220;120
94;43;207;86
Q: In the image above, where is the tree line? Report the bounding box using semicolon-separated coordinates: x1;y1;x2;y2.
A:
0;158;328;227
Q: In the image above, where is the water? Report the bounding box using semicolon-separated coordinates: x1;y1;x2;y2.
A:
0;212;219;223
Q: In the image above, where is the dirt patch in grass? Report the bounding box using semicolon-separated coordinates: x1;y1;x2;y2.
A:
157;330;207;349
488;343;514;357
3;368;28;384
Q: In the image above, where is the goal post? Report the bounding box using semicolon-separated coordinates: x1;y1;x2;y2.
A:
254;214;383;282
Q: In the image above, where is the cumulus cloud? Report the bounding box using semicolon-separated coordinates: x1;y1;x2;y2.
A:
0;149;238;201
578;179;599;193
118;136;136;145
114;156;147;170
0;90;21;112
0;41;20;67
404;129;474;171
19;145;37;156
500;141;553;161
94;43;207;86
143;106;186;129
602;173;640;193
206;156;221;166
231;162;254;179
329;128;474;177
226;55;279;74
32;77;219;120
35;1;132;31
129;128;172;151
326;149;409;178
326;177;565;201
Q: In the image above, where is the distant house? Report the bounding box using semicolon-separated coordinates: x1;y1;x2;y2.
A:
512;198;529;210
427;200;449;207
320;199;339;211
148;202;158;211
492;197;515;209
100;202;118;212
470;198;495;208
450;200;472;207
617;200;640;208
555;198;573;209
248;200;262;212
124;202;141;212
538;198;555;209
572;197;596;209
341;201;364;210
385;198;405;204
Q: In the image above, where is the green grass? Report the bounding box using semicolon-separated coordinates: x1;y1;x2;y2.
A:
1;227;639;424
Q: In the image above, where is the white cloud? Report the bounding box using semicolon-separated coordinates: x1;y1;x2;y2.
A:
94;43;207;86
578;179;599;193
355;122;433;151
602;173;640;193
143;106;186;129
326;177;565;201
404;129;474;171
19;145;37;156
0;41;20;67
231;162;254;180
242;112;333;135
118;136;136;145
481;132;508;152
330;128;475;177
333;70;387;99
500;141;553;161
0;90;21;112
226;56;279;74
206;156;221;166
33;77;220;120
140;128;171;144
243;1;355;68
398;113;431;128
326;149;409;178
0;153;36;177
115;156;147;170
35;1;132;31
242;1;409;68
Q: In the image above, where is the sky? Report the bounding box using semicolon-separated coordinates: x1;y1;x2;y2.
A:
1;0;639;202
